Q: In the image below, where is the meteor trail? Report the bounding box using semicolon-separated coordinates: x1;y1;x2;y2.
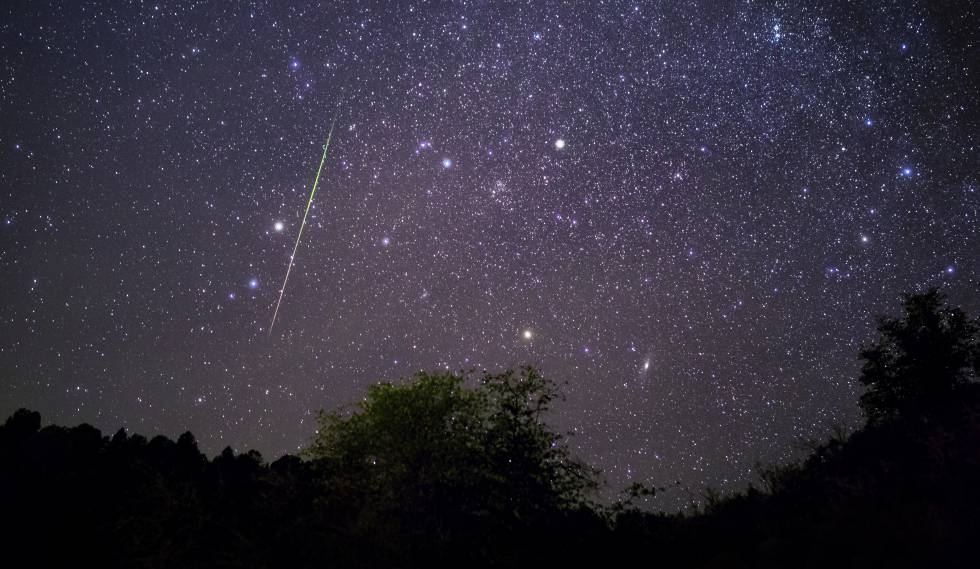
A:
269;118;336;336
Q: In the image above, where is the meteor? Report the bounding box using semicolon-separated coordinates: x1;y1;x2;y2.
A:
269;118;337;336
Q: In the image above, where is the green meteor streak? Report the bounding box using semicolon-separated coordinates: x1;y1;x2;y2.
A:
269;118;337;336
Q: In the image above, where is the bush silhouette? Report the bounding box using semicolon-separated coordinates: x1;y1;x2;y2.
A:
1;291;979;567
858;289;979;424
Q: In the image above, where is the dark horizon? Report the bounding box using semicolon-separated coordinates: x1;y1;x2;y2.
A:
2;287;979;567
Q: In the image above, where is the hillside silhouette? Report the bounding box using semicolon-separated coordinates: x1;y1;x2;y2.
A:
1;289;977;568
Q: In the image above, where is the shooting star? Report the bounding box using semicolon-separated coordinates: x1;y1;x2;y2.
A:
269;118;337;336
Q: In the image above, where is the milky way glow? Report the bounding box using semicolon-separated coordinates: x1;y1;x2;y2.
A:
1;3;975;505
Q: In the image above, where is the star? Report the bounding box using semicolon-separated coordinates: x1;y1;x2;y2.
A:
6;0;977;513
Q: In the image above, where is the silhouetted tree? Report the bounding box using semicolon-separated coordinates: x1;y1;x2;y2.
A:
304;367;598;564
858;289;979;423
3;291;980;568
0;408;40;445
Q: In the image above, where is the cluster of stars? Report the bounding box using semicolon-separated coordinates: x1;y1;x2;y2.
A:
0;1;976;507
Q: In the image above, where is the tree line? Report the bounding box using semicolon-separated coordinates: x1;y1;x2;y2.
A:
1;289;978;567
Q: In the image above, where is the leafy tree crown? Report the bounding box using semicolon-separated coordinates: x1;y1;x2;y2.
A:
858;289;978;423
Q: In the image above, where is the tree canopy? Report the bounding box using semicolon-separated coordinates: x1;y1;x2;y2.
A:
858;289;979;424
304;367;598;560
3;292;980;567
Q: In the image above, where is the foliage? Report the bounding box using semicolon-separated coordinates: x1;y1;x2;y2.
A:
2;292;979;567
304;367;598;562
858;289;979;423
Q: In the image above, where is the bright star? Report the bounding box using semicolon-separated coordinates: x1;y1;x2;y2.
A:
522;329;533;340
441;158;453;169
274;221;284;232
901;167;913;177
554;139;566;150
248;278;259;289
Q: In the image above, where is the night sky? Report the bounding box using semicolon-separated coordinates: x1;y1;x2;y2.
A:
1;1;977;501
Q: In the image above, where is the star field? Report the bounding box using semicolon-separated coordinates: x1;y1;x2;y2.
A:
1;1;977;502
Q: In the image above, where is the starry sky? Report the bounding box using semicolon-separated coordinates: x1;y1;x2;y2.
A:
1;1;977;501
